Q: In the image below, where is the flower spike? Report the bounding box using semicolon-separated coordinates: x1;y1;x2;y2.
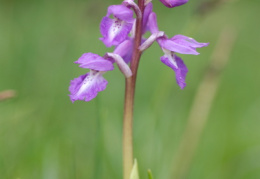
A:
69;0;209;101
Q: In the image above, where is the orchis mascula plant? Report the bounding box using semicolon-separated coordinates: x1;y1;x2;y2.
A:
69;0;208;178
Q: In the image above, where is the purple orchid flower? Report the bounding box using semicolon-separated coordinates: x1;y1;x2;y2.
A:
100;4;134;47
158;35;208;88
159;0;189;8
146;12;209;89
69;51;133;102
69;53;114;102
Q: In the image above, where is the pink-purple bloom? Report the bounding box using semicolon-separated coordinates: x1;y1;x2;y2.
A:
69;53;115;102
145;12;209;89
69;0;209;102
100;4;134;47
69;50;133;102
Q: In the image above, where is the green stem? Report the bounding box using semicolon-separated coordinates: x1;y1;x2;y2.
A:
122;0;144;178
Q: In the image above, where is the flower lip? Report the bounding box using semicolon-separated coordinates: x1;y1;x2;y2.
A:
69;71;108;102
160;52;188;89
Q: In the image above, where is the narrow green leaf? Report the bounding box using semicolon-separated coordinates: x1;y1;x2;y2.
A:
130;159;139;179
147;169;153;179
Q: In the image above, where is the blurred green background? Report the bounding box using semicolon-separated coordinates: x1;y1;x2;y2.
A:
1;0;260;178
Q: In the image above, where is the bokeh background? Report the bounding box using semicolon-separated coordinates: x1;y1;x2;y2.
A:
1;0;260;178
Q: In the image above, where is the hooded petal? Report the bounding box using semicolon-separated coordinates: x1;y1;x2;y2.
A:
100;16;133;47
75;53;114;71
69;71;108;102
159;0;189;8
107;5;134;22
161;51;188;89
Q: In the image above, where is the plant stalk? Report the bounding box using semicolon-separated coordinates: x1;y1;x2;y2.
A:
123;0;144;178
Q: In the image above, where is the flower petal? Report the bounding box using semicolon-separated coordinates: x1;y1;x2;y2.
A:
171;35;209;48
100;16;133;47
161;52;188;89
75;53;114;71
113;39;133;63
142;2;153;34
107;5;134;22
159;0;189;8
147;12;159;34
158;38;200;55
69;71;108;102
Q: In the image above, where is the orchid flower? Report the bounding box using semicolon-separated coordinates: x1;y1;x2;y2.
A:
141;12;209;89
69;53;114;102
100;4;134;47
69;49;132;102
